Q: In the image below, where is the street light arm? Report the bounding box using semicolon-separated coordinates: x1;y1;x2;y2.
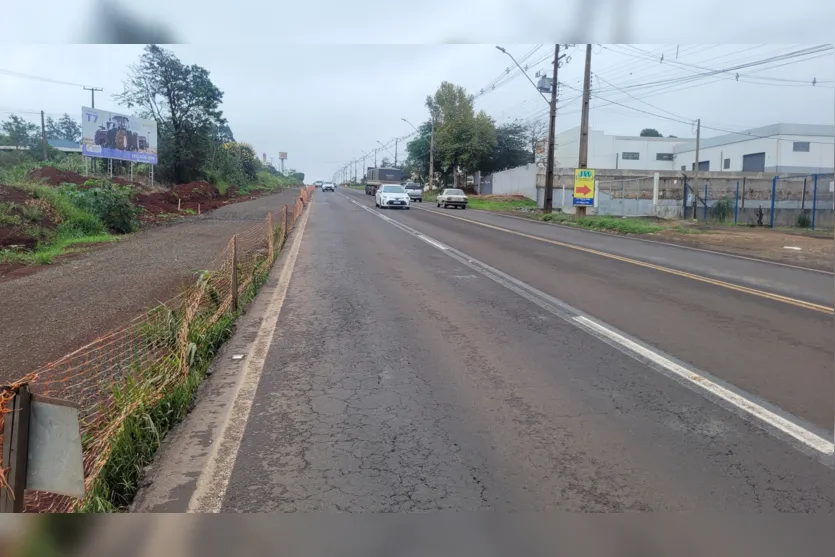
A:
496;45;551;105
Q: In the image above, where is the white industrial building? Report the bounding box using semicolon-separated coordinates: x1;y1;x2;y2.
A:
553;123;834;175
673;123;834;174
554;126;695;171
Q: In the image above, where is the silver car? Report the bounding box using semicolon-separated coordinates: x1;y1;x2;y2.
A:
403;182;423;202
437;188;468;209
322;181;335;192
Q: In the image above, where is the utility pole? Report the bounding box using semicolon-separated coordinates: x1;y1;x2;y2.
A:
428;120;435;190
544;44;560;213
576;43;593;217
394;138;398;167
693;118;700;219
40;110;47;160
83;86;103;108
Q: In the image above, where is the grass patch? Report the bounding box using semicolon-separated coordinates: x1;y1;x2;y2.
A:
1;232;117;265
671;225;704;234
537;213;663;234
467;197;538;211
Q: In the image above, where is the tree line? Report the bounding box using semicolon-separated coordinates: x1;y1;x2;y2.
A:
0;45;303;187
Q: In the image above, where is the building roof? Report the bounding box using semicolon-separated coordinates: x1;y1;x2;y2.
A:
673;123;835;154
47;139;81;151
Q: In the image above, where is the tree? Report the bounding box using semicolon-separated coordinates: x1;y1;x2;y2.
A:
223;142;260;181
116;44;226;183
427;81;496;184
45;114;82;142
640;128;662;137
380;157;392;168
403;121;436;183
1;114;38;149
668;134;678;138
479;121;531;173
527;120;547;164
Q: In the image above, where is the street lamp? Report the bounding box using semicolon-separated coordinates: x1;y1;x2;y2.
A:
401;118;419;133
495;46;551;104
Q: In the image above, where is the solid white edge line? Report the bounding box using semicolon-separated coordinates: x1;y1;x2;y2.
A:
352;191;834;459
573;315;834;456
186;199;312;513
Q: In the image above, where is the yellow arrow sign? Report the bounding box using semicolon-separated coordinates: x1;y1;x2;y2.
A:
573;169;595;206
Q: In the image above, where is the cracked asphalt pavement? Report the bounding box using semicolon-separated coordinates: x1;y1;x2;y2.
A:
216;190;832;513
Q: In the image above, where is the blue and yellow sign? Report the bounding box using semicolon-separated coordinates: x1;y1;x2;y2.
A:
573;169;595;206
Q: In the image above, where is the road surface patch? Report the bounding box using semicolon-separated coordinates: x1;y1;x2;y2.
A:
347;193;834;461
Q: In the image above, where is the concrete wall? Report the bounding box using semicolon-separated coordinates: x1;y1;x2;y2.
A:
489;163;540;199
531;167;835;227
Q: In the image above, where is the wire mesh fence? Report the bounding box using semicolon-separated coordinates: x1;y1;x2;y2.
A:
0;186;312;513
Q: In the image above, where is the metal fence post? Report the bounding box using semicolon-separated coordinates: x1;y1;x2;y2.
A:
703;183;708;220
231;235;238;312
1;385;31;513
811;174;818;230
734;181;739;224
770;176;777;228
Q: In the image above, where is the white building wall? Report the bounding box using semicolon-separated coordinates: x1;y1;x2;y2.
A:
554;126;691;171
675;135;834;173
490;163;539;200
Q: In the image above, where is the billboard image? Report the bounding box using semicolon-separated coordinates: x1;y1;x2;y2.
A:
81;107;158;164
279;152;287;160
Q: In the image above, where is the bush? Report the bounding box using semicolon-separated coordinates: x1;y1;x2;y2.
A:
797;210;812;228
709;196;734;222
31;186;107;236
59;183;140;234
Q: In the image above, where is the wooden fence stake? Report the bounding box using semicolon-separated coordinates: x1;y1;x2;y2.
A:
231;235;238;312
266;212;274;264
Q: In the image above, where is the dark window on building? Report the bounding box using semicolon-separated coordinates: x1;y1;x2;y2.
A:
723;158;730;169
793;141;810;152
692;161;710;171
681;165;686;171
622;152;639;160
656;153;674;161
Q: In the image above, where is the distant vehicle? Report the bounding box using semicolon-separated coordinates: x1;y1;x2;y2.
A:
437;188;468;209
403;182;423;202
365;167;402;195
375;184;410;209
314;181;324;188
322;181;335;192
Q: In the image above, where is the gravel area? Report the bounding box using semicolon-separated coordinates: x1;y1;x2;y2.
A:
0;188;303;383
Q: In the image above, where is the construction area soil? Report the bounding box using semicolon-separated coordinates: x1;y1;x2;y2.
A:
0;187;304;383
0;184;58;251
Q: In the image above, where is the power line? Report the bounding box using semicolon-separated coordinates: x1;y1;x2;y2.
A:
0;68;100;89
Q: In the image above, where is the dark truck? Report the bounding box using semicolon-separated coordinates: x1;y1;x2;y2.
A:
365;167;402;195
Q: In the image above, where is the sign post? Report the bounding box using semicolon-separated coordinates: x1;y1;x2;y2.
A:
573;168;595;208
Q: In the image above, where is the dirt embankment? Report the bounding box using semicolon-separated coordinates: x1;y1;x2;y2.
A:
25;166;274;225
0;184;57;250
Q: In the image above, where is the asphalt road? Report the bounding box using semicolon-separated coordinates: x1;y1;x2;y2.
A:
212;189;831;514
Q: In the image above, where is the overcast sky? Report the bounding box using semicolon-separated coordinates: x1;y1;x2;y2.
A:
2;41;833;181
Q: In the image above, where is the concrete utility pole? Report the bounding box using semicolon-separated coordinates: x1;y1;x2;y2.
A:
394;138;398;167
544;45;560;213
693;118;701;219
576;44;593;217
428;119;435;190
83;86;103;108
40;110;47;160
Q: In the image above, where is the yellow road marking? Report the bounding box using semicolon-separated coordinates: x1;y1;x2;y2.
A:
417;207;834;315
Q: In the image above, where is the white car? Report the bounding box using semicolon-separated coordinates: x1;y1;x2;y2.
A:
437;188;468;209
322;181;335;192
375;184;411;209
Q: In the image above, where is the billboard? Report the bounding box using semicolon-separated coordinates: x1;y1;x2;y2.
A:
81;107;158;164
279;152;287;160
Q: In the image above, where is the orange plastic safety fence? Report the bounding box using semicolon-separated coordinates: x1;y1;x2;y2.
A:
0;188;312;512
